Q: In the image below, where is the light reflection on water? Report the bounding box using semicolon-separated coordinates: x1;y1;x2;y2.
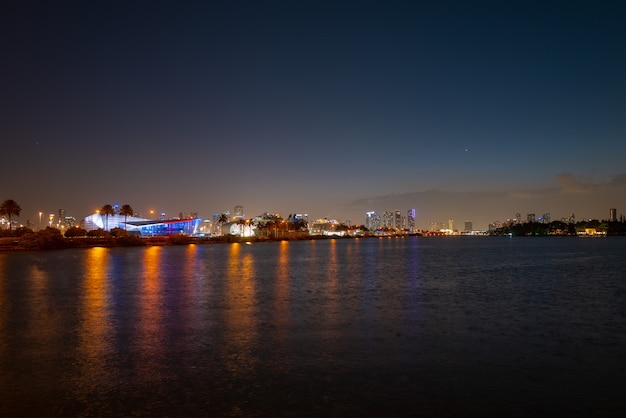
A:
0;237;625;417
75;247;114;400
136;246;166;384
224;243;258;377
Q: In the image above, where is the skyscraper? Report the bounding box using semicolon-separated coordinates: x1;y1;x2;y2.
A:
407;209;416;232
365;211;380;231
610;208;617;222
382;211;394;229
234;205;244;219
395;210;402;229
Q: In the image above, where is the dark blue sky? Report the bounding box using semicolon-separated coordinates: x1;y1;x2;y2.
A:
3;1;626;228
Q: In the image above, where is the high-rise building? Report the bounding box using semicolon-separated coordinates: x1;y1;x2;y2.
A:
365;211;380;231
562;213;576;224
610;208;617;222
464;220;473;232
407;209;416;232
212;213;221;235
527;213;536;223
234;205;244;219
380;211;392;228
394;210;402;229
448;219;454;231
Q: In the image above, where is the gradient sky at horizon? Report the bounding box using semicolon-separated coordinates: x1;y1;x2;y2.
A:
2;1;626;229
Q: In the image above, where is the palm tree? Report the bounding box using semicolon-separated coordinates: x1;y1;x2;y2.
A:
100;204;115;231
0;199;22;231
119;204;134;230
236;218;246;236
217;213;230;236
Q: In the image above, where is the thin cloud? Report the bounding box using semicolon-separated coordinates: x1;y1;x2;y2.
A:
555;173;594;193
609;173;626;186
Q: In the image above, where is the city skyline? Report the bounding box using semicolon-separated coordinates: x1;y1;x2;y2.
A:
3;2;626;230
3;198;622;233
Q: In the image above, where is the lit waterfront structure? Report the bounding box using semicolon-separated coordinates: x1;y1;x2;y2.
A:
200;219;213;236
84;212;148;231
310;218;344;236
84;211;201;236
222;220;255;237
125;218;202;236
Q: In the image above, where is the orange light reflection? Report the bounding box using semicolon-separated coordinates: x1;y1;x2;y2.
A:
224;243;258;375
77;247;113;384
136;246;165;373
273;241;291;342
323;239;340;329
0;255;6;377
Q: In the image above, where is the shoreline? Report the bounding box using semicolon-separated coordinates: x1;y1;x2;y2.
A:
2;232;623;252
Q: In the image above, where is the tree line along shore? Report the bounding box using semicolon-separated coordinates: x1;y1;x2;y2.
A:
2;220;626;251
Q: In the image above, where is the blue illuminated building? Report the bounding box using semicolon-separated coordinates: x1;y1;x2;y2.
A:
125;219;202;236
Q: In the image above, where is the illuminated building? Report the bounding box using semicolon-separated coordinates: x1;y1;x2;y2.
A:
57;208;76;228
234;205;244;219
395;210;402;229
382;211;394;228
83;212;201;236
212;213;221;235
125;218;202;236
610;208;617;222
293;213;308;222
365;211;380;231
407;209;416;232
538;213;550;223
84;212;147;231
310;218;344;236
464;220;473;232
223;220;256;237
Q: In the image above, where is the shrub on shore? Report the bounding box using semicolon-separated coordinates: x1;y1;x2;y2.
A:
18;227;66;250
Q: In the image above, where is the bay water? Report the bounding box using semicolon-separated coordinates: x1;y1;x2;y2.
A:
1;237;625;417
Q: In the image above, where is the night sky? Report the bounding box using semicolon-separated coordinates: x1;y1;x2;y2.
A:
3;1;626;229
